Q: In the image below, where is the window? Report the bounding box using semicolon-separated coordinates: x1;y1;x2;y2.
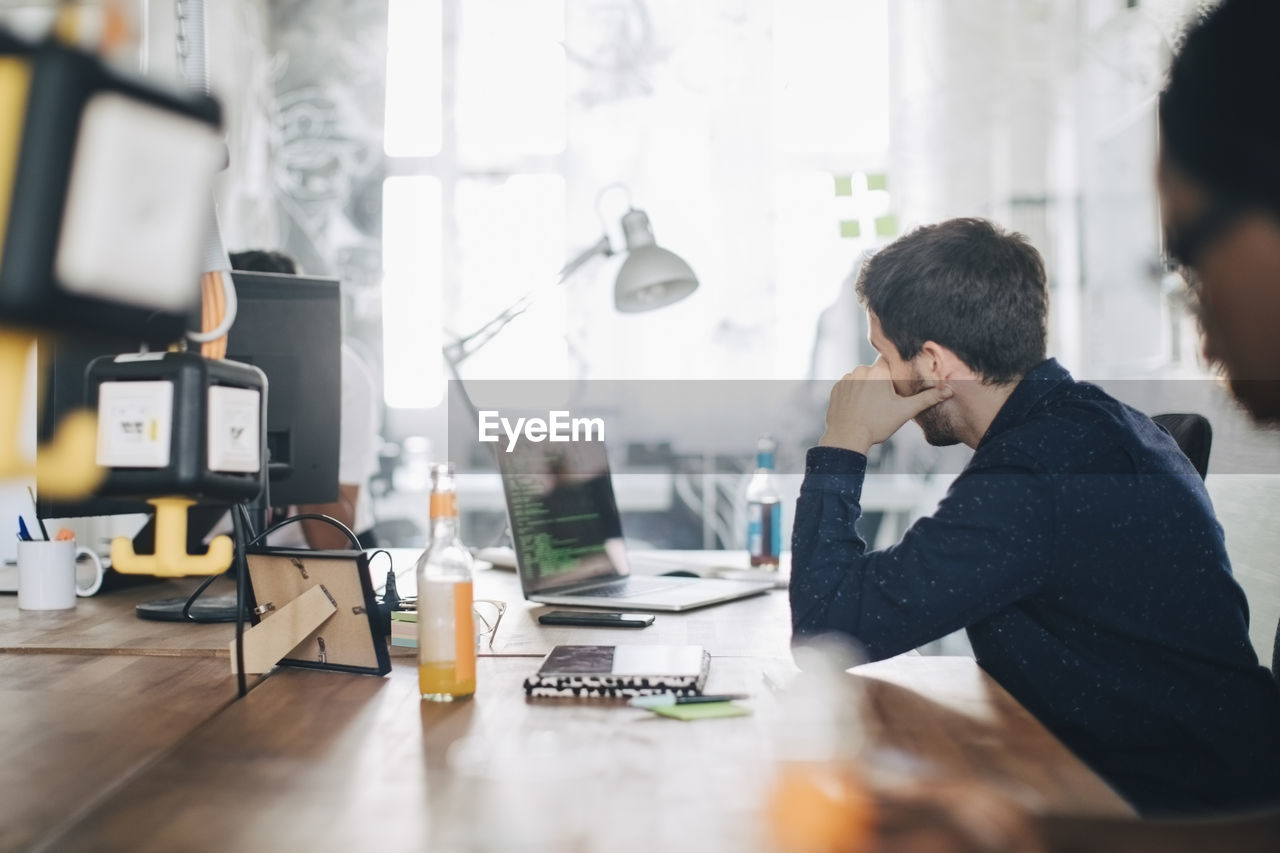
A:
381;176;443;408
381;0;892;395
382;0;568;407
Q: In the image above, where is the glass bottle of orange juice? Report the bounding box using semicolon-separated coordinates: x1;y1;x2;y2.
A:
416;462;476;701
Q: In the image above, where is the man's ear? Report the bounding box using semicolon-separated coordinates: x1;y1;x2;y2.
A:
918;341;975;382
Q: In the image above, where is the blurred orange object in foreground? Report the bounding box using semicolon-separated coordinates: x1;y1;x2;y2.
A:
767;762;875;853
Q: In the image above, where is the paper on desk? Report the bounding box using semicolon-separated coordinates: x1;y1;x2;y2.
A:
648;701;751;721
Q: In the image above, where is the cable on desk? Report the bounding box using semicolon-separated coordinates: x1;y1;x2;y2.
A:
244;513;361;550
179;572;222;622
231;503;249;698
367;548;397;607
366;549;398;635
367;548;392;576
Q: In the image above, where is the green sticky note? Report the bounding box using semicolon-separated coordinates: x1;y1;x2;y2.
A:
875;214;898;237
649;702;751;721
839;220;861;239
833;175;853;197
867;172;888;191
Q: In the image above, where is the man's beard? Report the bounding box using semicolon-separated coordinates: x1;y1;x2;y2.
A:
1196;298;1280;425
909;368;961;447
1226;379;1280;424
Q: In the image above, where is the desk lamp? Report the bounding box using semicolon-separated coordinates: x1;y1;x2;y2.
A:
613;207;699;312
445;196;699;378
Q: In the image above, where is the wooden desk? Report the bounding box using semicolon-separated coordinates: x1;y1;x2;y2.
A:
41;656;1132;853
477;571;792;658
392;548;795;659
852;656;1129;813
0;652;253;852
0;579;236;656
0;554;794;660
0;549;1135;850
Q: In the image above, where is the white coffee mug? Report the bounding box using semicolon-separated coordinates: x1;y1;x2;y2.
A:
75;545;105;597
17;540;105;610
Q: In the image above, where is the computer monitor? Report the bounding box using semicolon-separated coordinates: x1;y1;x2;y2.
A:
37;270;342;524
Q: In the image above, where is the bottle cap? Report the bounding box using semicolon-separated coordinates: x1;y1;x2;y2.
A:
429;462;458;518
756;437;776;470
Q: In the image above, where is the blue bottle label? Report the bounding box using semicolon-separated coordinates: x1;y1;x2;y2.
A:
748;502;781;559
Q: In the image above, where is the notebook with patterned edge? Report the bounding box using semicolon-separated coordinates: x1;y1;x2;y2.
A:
523;644;710;698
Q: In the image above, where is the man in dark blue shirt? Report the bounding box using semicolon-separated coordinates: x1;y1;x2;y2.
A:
791;217;1280;816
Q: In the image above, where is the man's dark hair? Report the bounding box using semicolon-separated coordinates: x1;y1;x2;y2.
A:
229;249;298;275
1160;0;1280;209
856;218;1047;383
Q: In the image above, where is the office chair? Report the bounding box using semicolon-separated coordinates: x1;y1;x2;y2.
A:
1152;413;1213;481
1150;413;1280;685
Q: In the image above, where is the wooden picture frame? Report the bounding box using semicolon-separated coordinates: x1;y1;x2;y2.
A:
240;548;390;677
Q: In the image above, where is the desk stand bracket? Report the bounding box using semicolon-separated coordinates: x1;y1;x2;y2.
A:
231;584;336;674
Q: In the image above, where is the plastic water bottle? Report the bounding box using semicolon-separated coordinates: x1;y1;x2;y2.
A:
416;462;476;701
747;437;782;568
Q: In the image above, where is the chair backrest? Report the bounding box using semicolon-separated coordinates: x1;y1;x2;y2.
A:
1152;412;1213;480
1150;415;1280;683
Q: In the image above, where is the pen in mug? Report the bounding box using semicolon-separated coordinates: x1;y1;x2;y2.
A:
26;486;49;539
629;693;750;708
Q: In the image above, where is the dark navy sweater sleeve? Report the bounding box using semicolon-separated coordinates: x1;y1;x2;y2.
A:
790;445;1054;660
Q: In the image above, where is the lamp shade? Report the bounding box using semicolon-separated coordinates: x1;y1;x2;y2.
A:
613;207;699;313
614;246;699;313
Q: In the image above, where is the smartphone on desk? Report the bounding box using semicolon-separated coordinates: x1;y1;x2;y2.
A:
538;610;655;628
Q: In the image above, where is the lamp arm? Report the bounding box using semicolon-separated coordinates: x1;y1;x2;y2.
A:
443;234;613;366
557;233;614;281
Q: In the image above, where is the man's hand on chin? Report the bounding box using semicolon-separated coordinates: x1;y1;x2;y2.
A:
819;358;953;455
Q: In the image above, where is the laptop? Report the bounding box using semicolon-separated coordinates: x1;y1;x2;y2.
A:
496;437;773;612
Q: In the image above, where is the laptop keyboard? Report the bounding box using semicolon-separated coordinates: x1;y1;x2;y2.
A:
572;576;682;599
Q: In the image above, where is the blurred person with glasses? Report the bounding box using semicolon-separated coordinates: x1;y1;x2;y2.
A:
1155;0;1280;828
1033;1;1280;849
1158;1;1280;423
